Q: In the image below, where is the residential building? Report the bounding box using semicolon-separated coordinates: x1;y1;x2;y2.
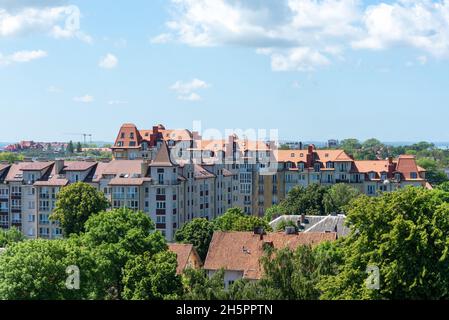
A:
203;230;337;287
168;243;203;275
0;123;429;241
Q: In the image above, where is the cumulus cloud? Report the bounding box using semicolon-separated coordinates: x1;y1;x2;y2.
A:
170;78;210;101
0;2;92;43
155;0;449;71
73;95;94;103
0;49;47;66
99;53;118;69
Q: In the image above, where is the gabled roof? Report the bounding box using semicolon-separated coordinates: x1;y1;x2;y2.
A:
194;164;216;179
204;231;337;280
168;243;203;275
150;142;176;167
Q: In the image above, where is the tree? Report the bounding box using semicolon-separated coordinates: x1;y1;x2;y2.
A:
175;218;214;261
264;204;288;222
281;184;329;215
182;268;228;300
76;142;83;153
80;208;167;299
274;219;298;232
0;152;23;163
67;141;75;154
0;227;25;247
50;182;110;236
436;181;449;192
212;208;272;232
122;251;182;300
0;239;97;300
320;187;449;300
417;158;448;186
256;245;332;300
323;184;361;214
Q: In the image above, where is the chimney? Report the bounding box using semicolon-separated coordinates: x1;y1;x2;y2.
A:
306;144;315;167
388;157;395;177
54;159;64;174
141;160;149;176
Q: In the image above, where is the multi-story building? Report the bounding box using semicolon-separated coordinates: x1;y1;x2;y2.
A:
0;123;429;241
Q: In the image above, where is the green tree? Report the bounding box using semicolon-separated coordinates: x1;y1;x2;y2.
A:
436;181;449;192
67;141;75;154
264;204;288;222
417;158;448;186
0;239;97;300
80;208;167;299
213;208;272;232
0;227;25;247
50;182;110;236
175;218;214;261
122;251;182;300
76;142;83;153
182;268;228;300
323;184;361;214
0;152;23;163
320;187;449;300
281;184;329;215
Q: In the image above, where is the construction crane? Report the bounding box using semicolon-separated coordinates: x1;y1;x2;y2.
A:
63;133;93;145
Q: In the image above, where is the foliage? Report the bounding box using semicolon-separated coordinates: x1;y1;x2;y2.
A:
280;184;329;215
0;152;23;163
274;219;297;232
174;218;214;261
417;158;448;186
122;250;182;300
264;204;288;222
0;239;97;300
320;187;449;299
212;208;272;232
182;268;228;300
323;184;361;214
0;227;25;247
50;182;110;236
79;208;167;299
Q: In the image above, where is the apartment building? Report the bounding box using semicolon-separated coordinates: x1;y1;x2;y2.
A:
0;123;429;241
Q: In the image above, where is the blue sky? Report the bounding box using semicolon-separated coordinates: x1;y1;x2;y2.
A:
1;0;449;143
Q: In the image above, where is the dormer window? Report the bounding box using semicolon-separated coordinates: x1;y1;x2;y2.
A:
298;162;305;171
314;163;321;172
381;172;387;180
395;173;401;181
410;172;418;179
369;172;376;180
291;153;295;158
130;132;134;139
326;162;334;169
120;132;125;139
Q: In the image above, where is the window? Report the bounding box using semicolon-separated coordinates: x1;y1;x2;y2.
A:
121;132;125;139
410;172;418;179
156;201;166;209
130;132;134;139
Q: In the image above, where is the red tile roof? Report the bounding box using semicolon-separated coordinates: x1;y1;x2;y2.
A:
204;231;337;280
168;243;202;275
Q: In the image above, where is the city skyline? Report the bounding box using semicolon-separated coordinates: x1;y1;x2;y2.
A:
2;0;449;142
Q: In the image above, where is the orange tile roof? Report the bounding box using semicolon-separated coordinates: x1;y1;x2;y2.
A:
276;149;352;163
168;243;202;275
353;160;390;173
204;231;337;280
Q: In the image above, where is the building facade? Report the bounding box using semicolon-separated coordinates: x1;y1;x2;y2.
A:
0;123;428;241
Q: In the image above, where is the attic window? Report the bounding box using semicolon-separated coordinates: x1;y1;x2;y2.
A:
325;153;329;158
291;153;295;158
300;153;304;157
410;172;418;179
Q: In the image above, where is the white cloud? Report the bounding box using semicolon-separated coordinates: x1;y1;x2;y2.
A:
178;92;202;101
108;100;128;105
170;78;210;101
150;33;172;44
73;95;94;103
99;53;118;69
0;49;47;66
156;0;449;71
0;4;92;43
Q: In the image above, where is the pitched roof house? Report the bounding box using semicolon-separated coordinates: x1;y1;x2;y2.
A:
168;243;203;275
